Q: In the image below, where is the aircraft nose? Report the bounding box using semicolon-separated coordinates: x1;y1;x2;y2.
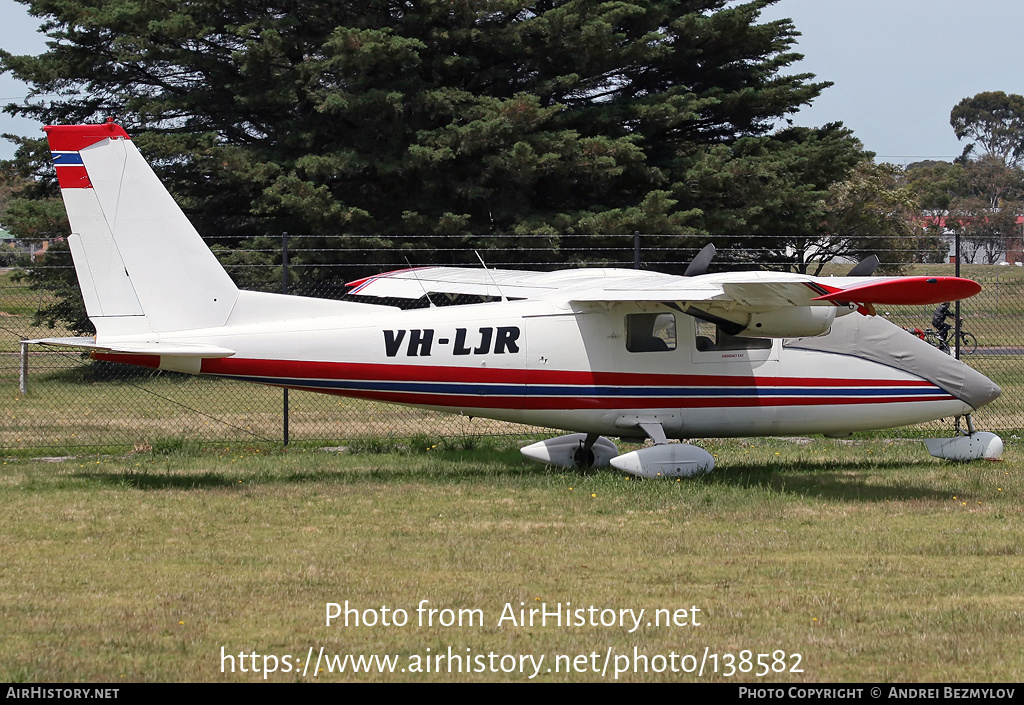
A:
958;364;1001;410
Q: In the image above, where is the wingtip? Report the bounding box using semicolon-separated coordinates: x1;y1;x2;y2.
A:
811;276;982;306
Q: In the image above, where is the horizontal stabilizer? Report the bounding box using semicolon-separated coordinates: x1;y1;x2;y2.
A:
811;277;981;306
26;337;235;358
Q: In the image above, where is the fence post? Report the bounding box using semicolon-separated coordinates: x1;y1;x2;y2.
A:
954;228;961;360
633;231;641;269
282;231;290;446
19;341;28;396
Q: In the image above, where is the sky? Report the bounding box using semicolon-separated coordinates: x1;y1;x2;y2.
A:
1;0;1023;163
759;0;1024;164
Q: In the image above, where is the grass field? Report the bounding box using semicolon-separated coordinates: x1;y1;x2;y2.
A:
3;263;1024;682
1;435;1022;682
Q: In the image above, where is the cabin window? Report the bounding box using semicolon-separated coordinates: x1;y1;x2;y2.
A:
626;313;677;352
693;319;771;351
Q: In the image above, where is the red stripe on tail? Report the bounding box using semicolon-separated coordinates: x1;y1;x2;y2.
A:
54;165;92;189
44;122;131;152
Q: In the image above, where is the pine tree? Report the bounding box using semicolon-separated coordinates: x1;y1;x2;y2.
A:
2;0;866;292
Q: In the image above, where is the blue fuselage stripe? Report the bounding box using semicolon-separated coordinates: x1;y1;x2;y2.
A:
214;374;949;399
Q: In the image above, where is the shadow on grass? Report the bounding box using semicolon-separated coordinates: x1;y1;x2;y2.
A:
59;448;965;503
68;450;548;490
707;457;958;502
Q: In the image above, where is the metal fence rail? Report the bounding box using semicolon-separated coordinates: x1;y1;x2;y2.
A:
3;234;1022;452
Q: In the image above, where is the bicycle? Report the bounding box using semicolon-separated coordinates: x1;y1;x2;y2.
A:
913;324;977;355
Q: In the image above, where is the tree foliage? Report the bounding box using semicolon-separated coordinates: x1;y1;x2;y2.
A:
685;122;873;272
1;0;872;307
938;156;1024;265
950;91;1024;167
812;161;931;274
908;92;1024;266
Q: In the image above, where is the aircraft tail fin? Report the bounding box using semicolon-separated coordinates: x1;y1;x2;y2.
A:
45;122;239;336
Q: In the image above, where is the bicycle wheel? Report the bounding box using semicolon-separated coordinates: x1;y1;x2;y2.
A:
959;331;978;354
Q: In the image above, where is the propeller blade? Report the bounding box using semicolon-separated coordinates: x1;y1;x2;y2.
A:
684;243;716;277
846;255;880;277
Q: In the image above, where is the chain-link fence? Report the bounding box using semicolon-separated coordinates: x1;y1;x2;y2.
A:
3;234;1022;452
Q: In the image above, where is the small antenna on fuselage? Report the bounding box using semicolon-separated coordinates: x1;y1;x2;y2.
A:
475;250;507;302
404;258;436;308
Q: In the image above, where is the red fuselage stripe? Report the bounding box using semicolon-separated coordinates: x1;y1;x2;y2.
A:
90;354;954;410
195;357;936;389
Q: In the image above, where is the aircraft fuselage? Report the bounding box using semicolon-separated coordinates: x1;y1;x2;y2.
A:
95;297;982;440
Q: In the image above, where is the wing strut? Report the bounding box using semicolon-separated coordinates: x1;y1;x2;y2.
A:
637;421;668;445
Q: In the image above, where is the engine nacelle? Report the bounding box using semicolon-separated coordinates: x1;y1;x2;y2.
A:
735;306;836;338
609;443;715;478
924;432;1004;461
520;434;619;468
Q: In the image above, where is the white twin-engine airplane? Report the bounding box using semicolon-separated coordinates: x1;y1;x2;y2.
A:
34;121;1004;477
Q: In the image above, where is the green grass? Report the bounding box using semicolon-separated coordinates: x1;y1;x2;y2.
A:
1;436;1022;682
0;268;46;320
0;268;64;354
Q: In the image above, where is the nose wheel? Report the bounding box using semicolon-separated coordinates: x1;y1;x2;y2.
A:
926;414;1003;461
955;414;975;436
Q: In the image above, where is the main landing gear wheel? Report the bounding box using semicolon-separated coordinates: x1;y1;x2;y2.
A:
520;434;618;469
573;444;596;469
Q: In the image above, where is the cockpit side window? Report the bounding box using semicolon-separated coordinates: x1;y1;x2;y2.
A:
693;319;771;351
626;313;677;352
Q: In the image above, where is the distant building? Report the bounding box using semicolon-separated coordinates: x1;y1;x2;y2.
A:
919;212;1024;265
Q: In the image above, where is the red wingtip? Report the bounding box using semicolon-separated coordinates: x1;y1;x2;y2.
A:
812;276;982;306
44;122;131;152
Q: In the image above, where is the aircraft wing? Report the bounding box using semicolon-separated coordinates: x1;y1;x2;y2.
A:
568;273;823;306
346;267;829;305
347;267;981;310
346;267;555;300
346;266;682;300
570;273;981;308
565;271;982;339
808;276;981;306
